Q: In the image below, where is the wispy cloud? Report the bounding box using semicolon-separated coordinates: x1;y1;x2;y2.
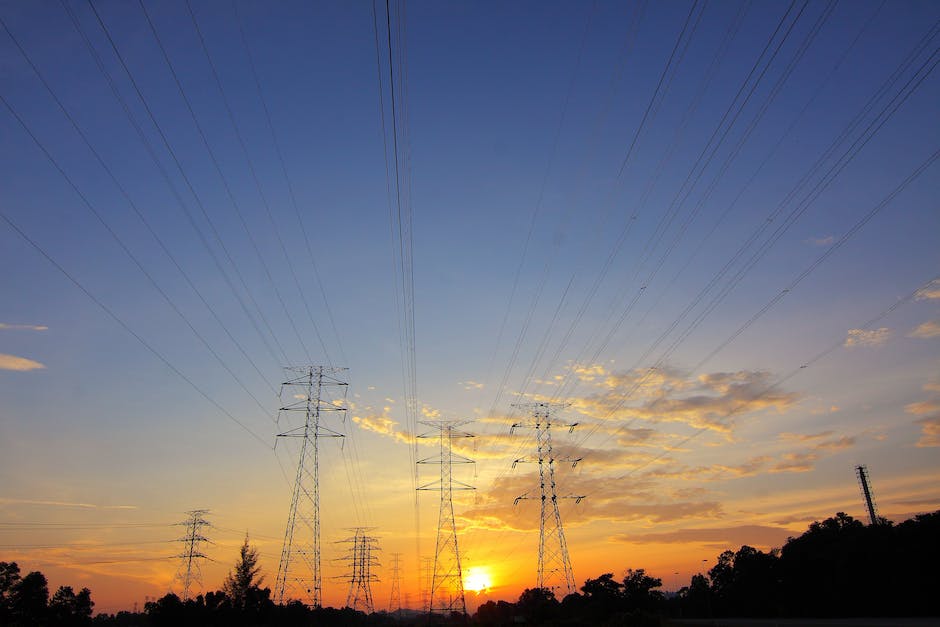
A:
805;235;834;246
610;524;793;549
0;353;45;371
532;367;796;434
0;497;137;509
915;278;940;301
459;380;484;390
914;416;940;448
352;411;415;445
0;322;48;331
909;319;940;339
844;327;890;347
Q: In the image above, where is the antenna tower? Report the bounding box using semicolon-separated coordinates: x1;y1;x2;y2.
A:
417;420;475;615
274;366;348;607
511;402;584;597
172;509;210;600
855;465;881;525
388;552;402;614
336;527;380;613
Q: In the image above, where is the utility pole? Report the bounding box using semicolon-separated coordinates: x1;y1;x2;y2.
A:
172;509;210;600
417;420;475;615
275;366;348;607
511;402;584;597
388;552;402;614
336;527;380;613
855;465;881;525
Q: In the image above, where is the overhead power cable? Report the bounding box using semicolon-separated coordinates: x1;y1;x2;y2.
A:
134;0;314;364
0;211;273;450
82;0;291;368
1;14;278;411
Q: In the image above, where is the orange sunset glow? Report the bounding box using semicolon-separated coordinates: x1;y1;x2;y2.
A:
2;0;939;623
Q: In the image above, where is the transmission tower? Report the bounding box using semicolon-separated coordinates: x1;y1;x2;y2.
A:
388;552;402;614
172;509;210;600
335;527;380;613
275;366;348;607
511;402;584;597
417;420;475;615
419;556;433;612
855;465;881;525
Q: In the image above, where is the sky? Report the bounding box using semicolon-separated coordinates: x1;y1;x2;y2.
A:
1;0;939;615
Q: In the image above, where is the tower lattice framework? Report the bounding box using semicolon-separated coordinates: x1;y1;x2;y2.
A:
856;465;881;526
274;366;347;607
388;552;402;614
511;402;584;597
417;420;474;615
172;509;210;601
336;527;380;613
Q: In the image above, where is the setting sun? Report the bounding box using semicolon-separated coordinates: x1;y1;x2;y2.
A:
464;567;492;593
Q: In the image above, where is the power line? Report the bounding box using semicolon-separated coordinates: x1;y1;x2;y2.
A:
0;211;273;449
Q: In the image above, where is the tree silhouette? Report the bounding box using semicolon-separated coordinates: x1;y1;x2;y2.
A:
222;534;267;611
49;585;94;625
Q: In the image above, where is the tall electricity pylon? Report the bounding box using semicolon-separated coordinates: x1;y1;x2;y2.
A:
417;420;475;615
388;552;402;614
275;366;348;607
336;527;380;613
511;402;584;597
419;556;433;612
172;509;210;600
855;465;881;526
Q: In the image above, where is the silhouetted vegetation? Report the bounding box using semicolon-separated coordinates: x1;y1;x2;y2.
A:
0;561;93;626
5;510;938;625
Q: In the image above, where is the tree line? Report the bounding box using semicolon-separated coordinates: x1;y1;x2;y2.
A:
3;510;937;625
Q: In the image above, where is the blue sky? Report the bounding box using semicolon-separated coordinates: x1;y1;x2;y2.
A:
1;0;938;613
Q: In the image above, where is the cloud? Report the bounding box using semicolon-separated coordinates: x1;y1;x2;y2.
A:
352;412;414;444
0;322;48;331
914;416;940;448
0;353;45;371
779;431;833;442
805;235;834;246
537;367;796;435
909;319;940;339
844;328;890;347
771;452;818;473
611;524;793;549
0;498;137;509
915;278;940;301
905;400;940;416
812;436;856;451
460;380;485;390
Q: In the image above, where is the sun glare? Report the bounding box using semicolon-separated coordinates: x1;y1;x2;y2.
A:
464;567;492;593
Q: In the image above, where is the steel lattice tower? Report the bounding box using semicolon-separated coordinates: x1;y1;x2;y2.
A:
856;465;881;526
511;403;584;597
274;366;347;607
172;509;210;600
417;420;475;615
336;527;380;613
388;552;402;614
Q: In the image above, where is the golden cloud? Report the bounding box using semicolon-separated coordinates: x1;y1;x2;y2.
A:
909;319;940;339
771;452;818;473
915;278;940;301
905;400;940;416
611;524;792;549
914;416;940;448
0;353;45;371
352;412;414;444
0;322;48;331
844;327;890;347
549;367;795;434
